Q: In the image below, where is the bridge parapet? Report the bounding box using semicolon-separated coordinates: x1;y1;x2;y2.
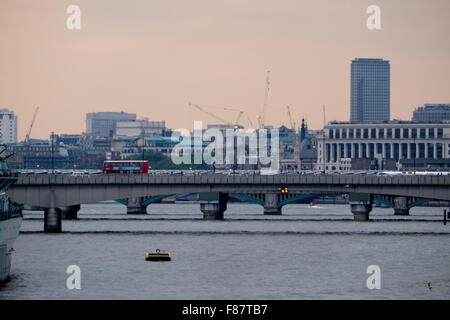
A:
13;173;450;187
8;174;450;210
9;173;450;232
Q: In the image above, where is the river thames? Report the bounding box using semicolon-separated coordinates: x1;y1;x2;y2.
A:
1;202;449;299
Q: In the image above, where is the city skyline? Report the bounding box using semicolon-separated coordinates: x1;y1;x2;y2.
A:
1;0;449;140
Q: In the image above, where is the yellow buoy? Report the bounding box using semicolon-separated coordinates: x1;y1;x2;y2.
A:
145;249;171;261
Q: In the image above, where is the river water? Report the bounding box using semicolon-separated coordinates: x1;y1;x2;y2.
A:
1;202;449;299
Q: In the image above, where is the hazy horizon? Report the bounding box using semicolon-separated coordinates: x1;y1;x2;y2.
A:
1;0;449;140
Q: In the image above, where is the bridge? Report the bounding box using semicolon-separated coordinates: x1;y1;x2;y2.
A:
7;173;450;232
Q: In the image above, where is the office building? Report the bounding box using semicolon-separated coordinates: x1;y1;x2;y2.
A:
86;112;136;136
412;104;450;123
0;109;18;144
350;58;390;123
116;119;166;137
316;121;450;171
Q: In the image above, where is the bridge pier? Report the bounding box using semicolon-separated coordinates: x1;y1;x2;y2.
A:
60;204;80;219
349;193;373;221
200;193;228;220
44;207;62;232
127;197;148;214
393;196;410;215
264;193;281;215
350;204;372;221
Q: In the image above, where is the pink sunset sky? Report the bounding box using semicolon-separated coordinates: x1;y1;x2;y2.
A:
1;0;449;140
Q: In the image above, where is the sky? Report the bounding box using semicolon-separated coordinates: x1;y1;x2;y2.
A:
1;0;449;140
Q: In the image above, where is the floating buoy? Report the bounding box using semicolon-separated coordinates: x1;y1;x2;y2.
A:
145;249;171;261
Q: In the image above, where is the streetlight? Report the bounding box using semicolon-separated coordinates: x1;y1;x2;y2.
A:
413;130;416;175
311;144;316;171
233;125;238;174
137;138;145;161
51;131;55;174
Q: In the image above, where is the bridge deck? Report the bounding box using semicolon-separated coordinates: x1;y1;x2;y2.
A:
8;174;450;207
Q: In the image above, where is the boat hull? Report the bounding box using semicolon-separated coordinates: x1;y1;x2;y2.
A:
0;215;22;283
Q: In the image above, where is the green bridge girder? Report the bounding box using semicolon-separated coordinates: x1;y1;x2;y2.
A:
407;198;432;209
373;197;395;208
233;193;319;208
117;193;433;210
115;195;173;207
233;194;265;206
277;194;319;207
373;196;432;209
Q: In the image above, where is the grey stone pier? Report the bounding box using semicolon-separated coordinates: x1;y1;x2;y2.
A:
126;197;148;214
61;204;81;219
350;204;372;221
44;207;62;232
264;193;281;215
393;196;410;215
200;193;228;220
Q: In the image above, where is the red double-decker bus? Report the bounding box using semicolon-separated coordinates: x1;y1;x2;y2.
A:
102;160;149;174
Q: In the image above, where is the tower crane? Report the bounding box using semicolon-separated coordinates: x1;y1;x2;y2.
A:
286;105;296;130
258;70;270;129
189;103;245;128
25;106;39;143
223;107;244;127
246;115;254;128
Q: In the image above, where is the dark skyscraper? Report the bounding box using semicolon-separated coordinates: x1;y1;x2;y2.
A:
350;58;390;123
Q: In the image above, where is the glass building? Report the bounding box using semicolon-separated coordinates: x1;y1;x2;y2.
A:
350;58;390;123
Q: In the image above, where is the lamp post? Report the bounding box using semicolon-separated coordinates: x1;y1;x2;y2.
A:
322;130;326;174
51;131;55;174
233;125;238;174
413;131;416;175
137;138;145;161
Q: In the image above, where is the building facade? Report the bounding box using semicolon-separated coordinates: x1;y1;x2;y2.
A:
316;121;450;171
116;119;166;137
6;142;69;169
350;58;390;123
86;112;136;136
412;104;450;123
0;109;18;144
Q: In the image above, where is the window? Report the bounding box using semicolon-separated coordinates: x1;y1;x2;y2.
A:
437;128;443;138
401;143;408;158
385;143;391;158
437;143;443;158
386;128;392;139
363;129;369;139
419;143;425;158
395;128;400;139
378;128;384;139
403;128;409;139
356;129;361;139
420;128;426;139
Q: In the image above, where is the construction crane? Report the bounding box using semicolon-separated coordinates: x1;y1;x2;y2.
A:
189;103;245;128
286;105;296;130
258;70;270;129
223;107;244;127
246;115;254;128
25;106;39;143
